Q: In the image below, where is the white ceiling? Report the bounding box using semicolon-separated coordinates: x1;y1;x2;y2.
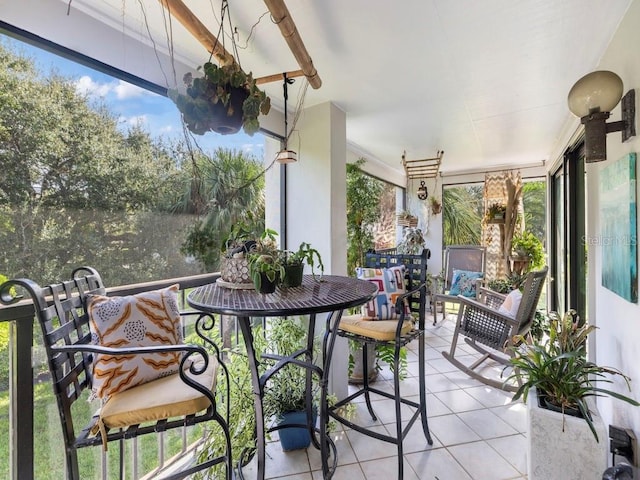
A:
2;0;633;175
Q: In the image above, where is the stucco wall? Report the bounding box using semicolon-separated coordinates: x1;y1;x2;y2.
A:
580;0;640;468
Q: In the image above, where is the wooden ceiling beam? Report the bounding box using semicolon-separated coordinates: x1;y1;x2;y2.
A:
158;0;321;88
157;0;235;66
262;0;322;89
255;69;305;85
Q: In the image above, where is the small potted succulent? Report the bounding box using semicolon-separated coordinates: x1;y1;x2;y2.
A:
219;221;262;288
169;62;271;136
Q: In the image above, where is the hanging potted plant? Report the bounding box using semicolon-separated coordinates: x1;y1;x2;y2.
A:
396;210;418;228
429;196;442;215
167;0;270;136
169;62;271;136
485;202;507;223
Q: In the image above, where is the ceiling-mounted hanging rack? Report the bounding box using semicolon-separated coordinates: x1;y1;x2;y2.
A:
157;0;321;88
402;150;444;179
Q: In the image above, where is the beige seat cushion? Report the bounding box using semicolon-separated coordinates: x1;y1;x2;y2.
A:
339;314;413;341
94;356;217;446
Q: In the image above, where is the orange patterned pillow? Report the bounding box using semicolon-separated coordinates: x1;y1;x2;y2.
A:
87;284;182;400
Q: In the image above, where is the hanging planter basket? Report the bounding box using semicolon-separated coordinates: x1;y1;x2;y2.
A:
397;214;418;228
189;86;249;135
167;0;270;137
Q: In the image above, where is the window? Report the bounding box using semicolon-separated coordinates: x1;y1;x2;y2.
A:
0;33;268;286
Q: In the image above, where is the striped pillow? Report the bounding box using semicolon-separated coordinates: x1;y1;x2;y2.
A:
87;284;182;400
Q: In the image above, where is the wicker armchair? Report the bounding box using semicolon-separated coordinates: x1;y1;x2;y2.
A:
0;267;232;480
441;267;548;391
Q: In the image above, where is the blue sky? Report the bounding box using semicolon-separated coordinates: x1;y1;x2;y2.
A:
2;34;265;158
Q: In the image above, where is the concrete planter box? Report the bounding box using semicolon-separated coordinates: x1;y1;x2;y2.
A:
527;388;607;480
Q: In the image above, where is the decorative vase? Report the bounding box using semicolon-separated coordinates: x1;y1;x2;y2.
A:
220;256;254;288
277;410;317;451
282;264;304;288
527;388;607;480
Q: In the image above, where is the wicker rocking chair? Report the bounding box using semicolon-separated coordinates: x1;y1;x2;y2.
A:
441;267;548;392
0;267;232;480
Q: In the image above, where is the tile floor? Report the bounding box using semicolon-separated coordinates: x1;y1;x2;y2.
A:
243;313;528;480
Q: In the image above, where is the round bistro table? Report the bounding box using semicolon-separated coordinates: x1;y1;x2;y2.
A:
187;275;377;480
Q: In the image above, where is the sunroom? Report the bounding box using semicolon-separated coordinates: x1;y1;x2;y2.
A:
1;1;640;479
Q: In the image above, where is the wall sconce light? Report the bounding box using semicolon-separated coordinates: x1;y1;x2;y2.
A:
416;180;428;200
567;70;636;163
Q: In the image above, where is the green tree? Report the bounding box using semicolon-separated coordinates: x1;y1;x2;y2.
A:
0;43;190;285
346;159;384;275
522;180;546;239
442;185;483;246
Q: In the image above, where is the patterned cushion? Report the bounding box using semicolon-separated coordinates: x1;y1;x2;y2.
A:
449;269;484;297
87;284;182;400
357;265;407;320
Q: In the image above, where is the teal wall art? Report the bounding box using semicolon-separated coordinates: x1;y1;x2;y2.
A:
599;152;638;303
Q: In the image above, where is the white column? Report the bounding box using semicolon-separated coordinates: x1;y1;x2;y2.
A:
285;101;350;400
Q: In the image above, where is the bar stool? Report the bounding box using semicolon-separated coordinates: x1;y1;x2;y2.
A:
321;249;432;479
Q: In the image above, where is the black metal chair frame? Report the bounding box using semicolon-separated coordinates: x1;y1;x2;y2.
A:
431;245;487;326
0;266;232;480
324;249;433;480
442;266;548;392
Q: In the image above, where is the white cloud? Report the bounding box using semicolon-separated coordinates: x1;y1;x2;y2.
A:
114;81;149;100
126;115;148;128
74;76;151;100
75;75;112;97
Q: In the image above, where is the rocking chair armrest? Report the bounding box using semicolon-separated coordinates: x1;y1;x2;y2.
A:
456;295;520;327
476;287;507;306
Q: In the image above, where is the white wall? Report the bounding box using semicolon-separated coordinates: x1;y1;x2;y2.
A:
559;0;640;468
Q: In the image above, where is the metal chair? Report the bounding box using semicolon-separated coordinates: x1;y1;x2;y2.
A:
431;245;486;325
0;267;232;480
324;249;432;480
441;266;548;391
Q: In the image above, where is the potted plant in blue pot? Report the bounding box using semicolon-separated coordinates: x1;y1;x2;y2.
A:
262;317;317;450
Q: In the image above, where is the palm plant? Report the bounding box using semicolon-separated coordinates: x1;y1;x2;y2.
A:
442;186;483;245
175;147;265;271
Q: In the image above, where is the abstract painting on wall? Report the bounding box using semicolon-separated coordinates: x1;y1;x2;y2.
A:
600;152;638;303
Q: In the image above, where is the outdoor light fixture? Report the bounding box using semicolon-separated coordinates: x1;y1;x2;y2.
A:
416;180;428;200
567;70;636;162
276;74;298;165
276;149;298;163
